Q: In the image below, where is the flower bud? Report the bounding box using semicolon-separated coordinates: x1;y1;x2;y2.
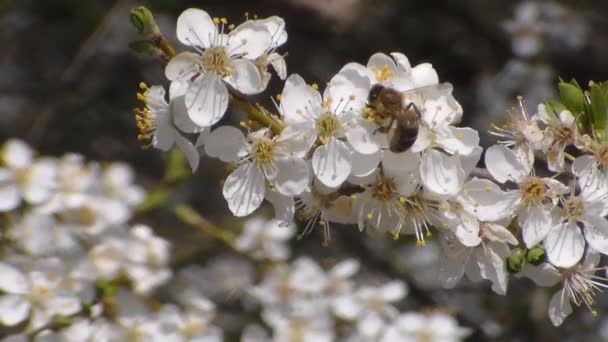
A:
506;247;526;273
526;245;546;266
130;6;160;38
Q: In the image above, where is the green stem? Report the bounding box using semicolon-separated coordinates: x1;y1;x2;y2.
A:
173;204;236;246
230;94;284;134
156;36;176;59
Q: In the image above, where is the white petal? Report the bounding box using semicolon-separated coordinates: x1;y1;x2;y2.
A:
519;204;554;247
265;190;295;224
350;149;381;178
47;297;81;316
268;52;287;79
459;178;520;221
367;53;397;80
332;295;362;319
0;180;20;212
0;263;28;294
411;63;439;87
390;52;411;72
272;156;310;196
345;119;380;154
420;149;464;196
438;235;467;288
170;96;203;133
280;74;322;125
185;73;229;127
204;125;247;163
410;124;432;153
454;213;481;247
2;140;33;169
327;63;372;113
380;281;407;302
0;295;30;326
475;241;509;295
583;216;608;255
483;223;519;245
485;145;530;183
460;146;483;176
545;221;585;268
330;259;360;278
518;263;561;287
227;59;265;94
222;163;265;217
174;134;200;172
165;52;199;81
227;21;272;60
176;8;216;47
312;138;352;188
437;126;479;156
548;289;572;326
358;312;385;338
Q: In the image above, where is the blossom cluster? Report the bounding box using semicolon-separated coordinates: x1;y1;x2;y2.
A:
0;140;470;340
132;6;608;328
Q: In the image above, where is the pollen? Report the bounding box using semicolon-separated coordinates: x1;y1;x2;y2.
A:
251;138;275;164
520;176;546;205
316;113;341;144
372;175;397;202
201;46;233;77
311;83;319;90
371;64;394;82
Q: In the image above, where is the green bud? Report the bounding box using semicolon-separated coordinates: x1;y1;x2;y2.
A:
526;245;546;266
129;40;162;57
130;6;159;38
52;315;73;328
95;279;118;297
506;247;526;273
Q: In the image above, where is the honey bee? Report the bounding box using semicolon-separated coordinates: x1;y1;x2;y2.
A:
366;83;453;153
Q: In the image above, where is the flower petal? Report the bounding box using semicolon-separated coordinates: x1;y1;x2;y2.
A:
583;216;608;255
174;134;200;172
0;262;28;294
519;204;554;247
227;21;272;60
312;138;352;188
345;119;380;154
272;156;310;196
170;96;203;134
545;221;585;268
176;8;216;48
459;178;520;221
165;52;200;81
227;59;265;94
222;163;265;217
437;126;479;156
548;289;572;326
268;52;287;79
411;63;439;87
0;176;20;212
350;149;382;178
485;144;530;183
185;73;229;127
204;126;247;163
280;74;322;125
420;149;464;196
2;139;33;169
0;295;30;326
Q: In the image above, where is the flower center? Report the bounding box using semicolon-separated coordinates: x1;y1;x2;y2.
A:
201;46;232;77
562;196;584;221
520;176;546;205
552;123;572;144
594;142;608;169
315;113;341;144
372;176;397;202
252;138;275;164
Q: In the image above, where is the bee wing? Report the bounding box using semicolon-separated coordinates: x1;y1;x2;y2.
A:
400;82;453;105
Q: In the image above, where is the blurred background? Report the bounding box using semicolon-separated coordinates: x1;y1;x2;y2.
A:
2;0;608;340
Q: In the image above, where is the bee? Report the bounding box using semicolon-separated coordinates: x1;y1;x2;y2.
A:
366;83;453;153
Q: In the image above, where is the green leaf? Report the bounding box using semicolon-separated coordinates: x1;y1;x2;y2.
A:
138;187;169;211
559;81;585;115
590;83;608;139
545;100;567;115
